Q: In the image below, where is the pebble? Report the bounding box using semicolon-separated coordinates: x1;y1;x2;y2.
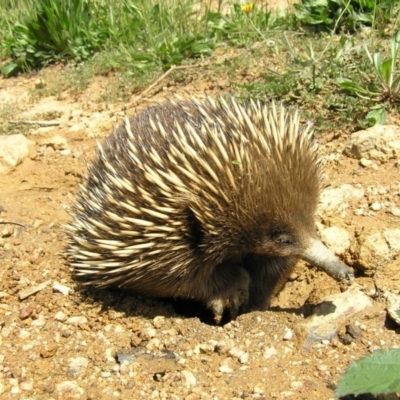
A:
68;357;89;376
20;379;34;391
290;381;303;390
19;306;33;320
219;357;234;373
263;346;278;359
55;311;67;322
360;158;372;167
283;328;293;341
18;280;51;300
40;343;58;358
67;316;88;325
181;370;196;388
52;281;72;295
370;202;382;211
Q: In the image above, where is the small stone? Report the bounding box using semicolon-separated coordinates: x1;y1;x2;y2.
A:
18;280;51;300
55;311;67;322
390;207;400;217
56;381;84;398
215;339;234;354
360;158;372;167
219;357;234;373
66;316;88;325
52;281;72;295
198;341;216;354
290;381;303;390
20;380;34;391
283;328;293;341
19;306;34;320
146;338;162;350
239;352;249;364
67;357;89;376
152;316;165;329
140;327;156;339
181;370;196;388
40;343;58;358
346;324;362;339
370;202;382;211
263;346;278;359
35;79;46;89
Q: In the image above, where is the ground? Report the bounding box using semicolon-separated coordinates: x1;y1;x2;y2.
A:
0;57;400;400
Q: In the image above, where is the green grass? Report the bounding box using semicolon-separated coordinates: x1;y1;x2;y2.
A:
0;0;399;135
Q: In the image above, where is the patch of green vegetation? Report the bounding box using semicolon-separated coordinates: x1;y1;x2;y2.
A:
237;30;400;132
0;101;25;136
0;0;291;77
294;0;400;33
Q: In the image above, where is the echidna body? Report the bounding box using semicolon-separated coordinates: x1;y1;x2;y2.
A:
66;97;352;322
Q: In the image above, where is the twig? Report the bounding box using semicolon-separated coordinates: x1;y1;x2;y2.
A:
127;63;210;109
0;221;25;228
9;120;60;127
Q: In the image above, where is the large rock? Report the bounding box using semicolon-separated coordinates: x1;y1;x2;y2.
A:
0;134;31;174
344;124;400;161
350;229;400;275
295;285;373;350
318;184;364;215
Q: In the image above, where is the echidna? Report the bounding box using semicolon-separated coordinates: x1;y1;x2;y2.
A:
65;97;353;323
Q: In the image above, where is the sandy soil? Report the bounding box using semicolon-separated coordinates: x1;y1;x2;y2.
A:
0;57;399;400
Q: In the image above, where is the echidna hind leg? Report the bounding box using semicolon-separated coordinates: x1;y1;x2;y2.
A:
243;255;297;311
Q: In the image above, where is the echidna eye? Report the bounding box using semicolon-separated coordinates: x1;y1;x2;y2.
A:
274;233;294;245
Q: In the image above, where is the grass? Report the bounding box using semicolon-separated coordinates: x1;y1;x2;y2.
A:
0;0;399;136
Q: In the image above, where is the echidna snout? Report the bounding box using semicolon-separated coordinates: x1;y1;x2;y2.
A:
65;97;353;323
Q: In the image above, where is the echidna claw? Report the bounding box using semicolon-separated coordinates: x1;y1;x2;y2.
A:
209;299;224;324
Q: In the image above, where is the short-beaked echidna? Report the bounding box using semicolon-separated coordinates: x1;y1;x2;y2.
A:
65;97;353;323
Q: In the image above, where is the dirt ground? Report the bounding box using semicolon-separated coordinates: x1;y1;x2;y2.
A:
1;56;400;400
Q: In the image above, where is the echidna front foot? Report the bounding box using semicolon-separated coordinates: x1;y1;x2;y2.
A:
207;287;248;324
205;265;250;324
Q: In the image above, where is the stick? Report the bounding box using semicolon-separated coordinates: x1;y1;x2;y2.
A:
127;63;209;108
9;120;60;127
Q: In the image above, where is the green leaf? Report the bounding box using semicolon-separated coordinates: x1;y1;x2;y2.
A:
336;78;373;99
335;349;400;397
380;58;394;87
366;106;387;125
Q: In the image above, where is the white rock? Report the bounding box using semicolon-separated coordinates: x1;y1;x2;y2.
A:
55;311;67;322
360;158;373;167
297;285;373;349
290;381;303;390
146;338;162;350
319;226;351;255
239;352;249;364
181;370;196;388
0;134;31;174
370;202;382;211
263;345;278;359
20;379;33;391
68;357;89;376
219;358;234;374
56;381;84;399
319;184;364;214
52;281;72;295
283;328;293;341
67;316;88;325
345;124;400;161
228;346;245;359
358;232;391;271
383;229;400;253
